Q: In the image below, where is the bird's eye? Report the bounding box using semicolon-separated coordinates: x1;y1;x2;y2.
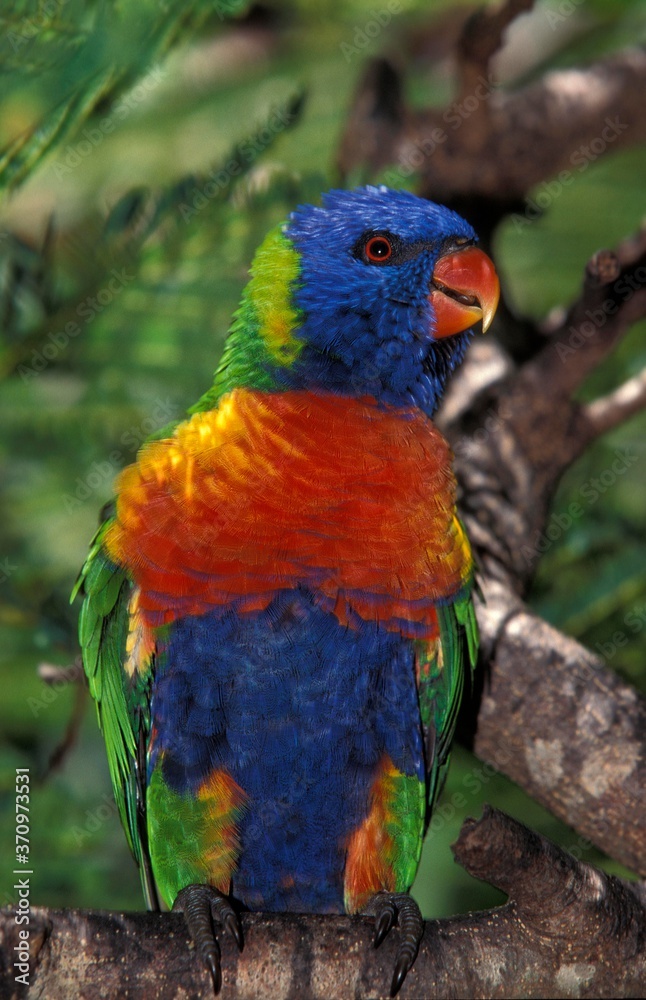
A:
364;235;393;263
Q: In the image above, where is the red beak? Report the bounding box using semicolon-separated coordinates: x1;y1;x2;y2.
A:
430;245;500;339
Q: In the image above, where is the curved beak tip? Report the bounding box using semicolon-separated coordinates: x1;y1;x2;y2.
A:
480;290;499;333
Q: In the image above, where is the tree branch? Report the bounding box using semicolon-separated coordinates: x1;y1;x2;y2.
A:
472;581;646;876
583;367;646;438
338;32;646;237
526;234;646;408
436;227;646;876
444;230;646;588
455;0;535;101
3;809;644;999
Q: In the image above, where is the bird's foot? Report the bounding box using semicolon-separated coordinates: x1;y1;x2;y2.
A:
363;890;424;997
173;883;243;995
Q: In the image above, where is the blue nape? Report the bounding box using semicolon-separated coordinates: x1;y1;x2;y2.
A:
149;587;424;912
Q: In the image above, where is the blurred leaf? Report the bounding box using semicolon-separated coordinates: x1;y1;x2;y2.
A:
0;0;251;194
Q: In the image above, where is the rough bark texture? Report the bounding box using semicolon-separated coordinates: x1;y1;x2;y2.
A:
444;226;646;877
2;809;645;999
338;0;646;237
3;2;646;997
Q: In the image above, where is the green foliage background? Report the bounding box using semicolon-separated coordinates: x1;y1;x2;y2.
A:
1;0;645;919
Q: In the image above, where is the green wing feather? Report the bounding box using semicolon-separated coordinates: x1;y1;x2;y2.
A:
72;519;159;910
416;582;478;820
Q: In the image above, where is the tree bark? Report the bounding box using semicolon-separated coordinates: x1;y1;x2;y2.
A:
443;228;646;877
338;0;646;235
2;809;644;999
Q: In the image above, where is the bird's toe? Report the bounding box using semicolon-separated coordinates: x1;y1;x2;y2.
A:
173;883;242;995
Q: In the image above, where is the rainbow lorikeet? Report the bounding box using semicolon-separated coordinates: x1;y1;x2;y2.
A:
74;186;499;995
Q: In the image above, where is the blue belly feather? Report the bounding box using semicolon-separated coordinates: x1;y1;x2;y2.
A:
149;587;424;912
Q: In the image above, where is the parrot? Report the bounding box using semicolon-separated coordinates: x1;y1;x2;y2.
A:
74;185;499;996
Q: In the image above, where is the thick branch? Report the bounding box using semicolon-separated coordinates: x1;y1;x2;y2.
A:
2;809;644;999
338;36;646;233
446;230;646;591
473;580;646;876
438;228;646;874
455;0;535;100
524;232;646;412
583;367;646;437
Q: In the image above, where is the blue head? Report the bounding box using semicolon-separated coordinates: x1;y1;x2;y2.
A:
205;186;499;417
282;186;499;415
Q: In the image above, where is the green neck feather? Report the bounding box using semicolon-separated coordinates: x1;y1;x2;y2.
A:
191;225;303;414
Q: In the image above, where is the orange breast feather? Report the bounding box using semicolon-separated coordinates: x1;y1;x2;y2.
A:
105;389;472;638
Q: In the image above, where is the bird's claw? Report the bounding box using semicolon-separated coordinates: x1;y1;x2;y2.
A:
363;891;424;997
173;883;242;995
